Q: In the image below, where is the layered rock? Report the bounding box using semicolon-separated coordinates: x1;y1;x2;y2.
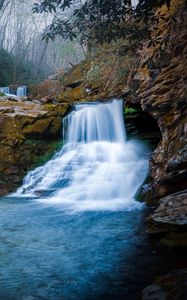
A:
0;100;69;195
127;0;187;198
147;189;187;234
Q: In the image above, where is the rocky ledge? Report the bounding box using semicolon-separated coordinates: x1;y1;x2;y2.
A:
147;189;187;235
0;100;69;195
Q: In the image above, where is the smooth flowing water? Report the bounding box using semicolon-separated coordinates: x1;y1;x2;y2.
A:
0;86;27;97
16;100;149;212
0;100;160;300
16;86;27;97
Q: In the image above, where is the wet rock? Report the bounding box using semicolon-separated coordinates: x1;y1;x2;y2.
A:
142;269;187;300
137;183;156;205
0;100;69;195
142;284;166;300
147;189;187;234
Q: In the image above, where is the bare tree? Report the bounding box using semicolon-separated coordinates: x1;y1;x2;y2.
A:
0;0;86;85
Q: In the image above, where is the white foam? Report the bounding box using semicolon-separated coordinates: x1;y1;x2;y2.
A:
16;100;149;212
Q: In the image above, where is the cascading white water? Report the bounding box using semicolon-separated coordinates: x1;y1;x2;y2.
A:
17;85;27;97
0;86;27;97
16;99;149;212
0;87;10;94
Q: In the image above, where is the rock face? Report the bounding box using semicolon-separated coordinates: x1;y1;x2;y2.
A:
142;269;187;300
0;100;69;195
126;0;187;242
147;189;187;234
128;0;187;198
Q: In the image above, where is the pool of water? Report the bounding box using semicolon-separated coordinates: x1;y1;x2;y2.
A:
0;196;157;300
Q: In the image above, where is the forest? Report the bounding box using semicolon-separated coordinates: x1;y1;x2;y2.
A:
0;0;85;86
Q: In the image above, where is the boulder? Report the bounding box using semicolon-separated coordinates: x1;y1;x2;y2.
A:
147;189;187;234
142;269;187;300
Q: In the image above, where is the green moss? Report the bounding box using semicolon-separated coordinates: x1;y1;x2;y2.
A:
32;140;63;168
125;107;138;114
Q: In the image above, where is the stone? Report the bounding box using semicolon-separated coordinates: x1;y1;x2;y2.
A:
147;189;187;234
0;100;69;195
142;284;166;300
142;269;187;300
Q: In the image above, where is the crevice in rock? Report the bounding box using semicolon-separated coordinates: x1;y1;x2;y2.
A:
125;102;162;148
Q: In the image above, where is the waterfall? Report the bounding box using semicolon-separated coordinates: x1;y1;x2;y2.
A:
16;86;27;97
0;87;10;94
0;86;27;97
16;100;149;212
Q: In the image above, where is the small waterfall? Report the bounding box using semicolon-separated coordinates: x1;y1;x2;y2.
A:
63;100;126;143
16;86;27;97
0;86;27;97
0;87;10;94
16;100;149;212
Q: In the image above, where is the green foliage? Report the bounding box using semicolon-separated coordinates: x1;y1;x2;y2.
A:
31;139;64;168
125;107;138;114
33;0;171;45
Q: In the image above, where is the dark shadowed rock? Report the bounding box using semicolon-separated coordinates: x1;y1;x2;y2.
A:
147;189;187;234
142;269;187;300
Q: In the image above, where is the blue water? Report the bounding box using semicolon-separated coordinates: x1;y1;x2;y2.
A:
0;196;160;300
1;100;183;299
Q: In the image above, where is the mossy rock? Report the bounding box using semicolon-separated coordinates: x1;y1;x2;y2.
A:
0;138;64;195
20;116;62;139
58;86;85;103
63;60;92;87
